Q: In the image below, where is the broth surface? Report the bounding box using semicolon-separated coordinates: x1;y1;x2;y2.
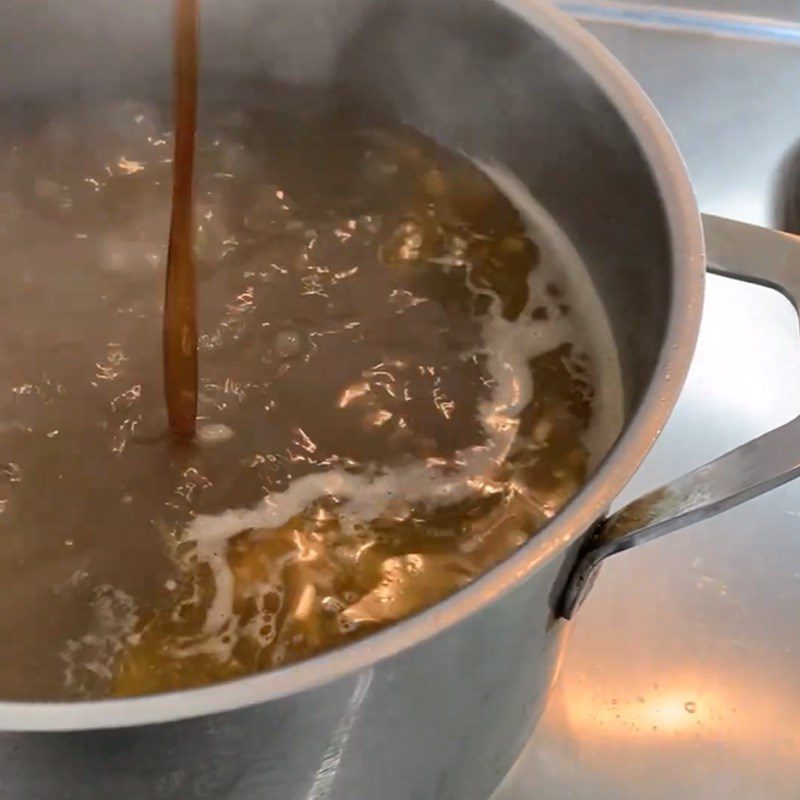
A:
0;95;621;699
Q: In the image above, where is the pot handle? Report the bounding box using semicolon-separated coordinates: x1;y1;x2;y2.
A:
558;214;800;619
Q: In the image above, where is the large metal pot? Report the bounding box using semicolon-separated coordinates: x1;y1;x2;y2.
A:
1;1;798;798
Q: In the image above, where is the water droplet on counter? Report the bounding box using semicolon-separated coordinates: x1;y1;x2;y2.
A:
684;701;696;714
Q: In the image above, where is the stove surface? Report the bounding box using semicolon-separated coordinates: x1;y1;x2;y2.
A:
494;4;800;799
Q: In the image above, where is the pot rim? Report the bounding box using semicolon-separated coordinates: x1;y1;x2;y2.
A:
0;0;705;731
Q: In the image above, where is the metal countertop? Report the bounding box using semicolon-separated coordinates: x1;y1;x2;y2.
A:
495;4;800;798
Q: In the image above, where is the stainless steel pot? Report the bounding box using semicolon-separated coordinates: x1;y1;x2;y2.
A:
1;1;798;798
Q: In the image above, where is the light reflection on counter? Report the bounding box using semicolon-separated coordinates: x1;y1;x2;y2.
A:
556;671;799;749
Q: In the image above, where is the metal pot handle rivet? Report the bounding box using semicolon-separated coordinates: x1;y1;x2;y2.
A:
559;215;800;619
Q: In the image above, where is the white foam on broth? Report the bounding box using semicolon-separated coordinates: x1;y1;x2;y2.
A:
187;163;624;640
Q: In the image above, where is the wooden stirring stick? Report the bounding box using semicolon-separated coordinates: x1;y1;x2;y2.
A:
164;0;199;440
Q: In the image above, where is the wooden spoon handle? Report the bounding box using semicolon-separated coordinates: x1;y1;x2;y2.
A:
163;0;199;440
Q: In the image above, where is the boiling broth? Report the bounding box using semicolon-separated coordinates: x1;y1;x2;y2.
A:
0;95;621;699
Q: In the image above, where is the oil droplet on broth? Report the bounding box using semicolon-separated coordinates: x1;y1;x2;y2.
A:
0;91;622;700
273;329;304;359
